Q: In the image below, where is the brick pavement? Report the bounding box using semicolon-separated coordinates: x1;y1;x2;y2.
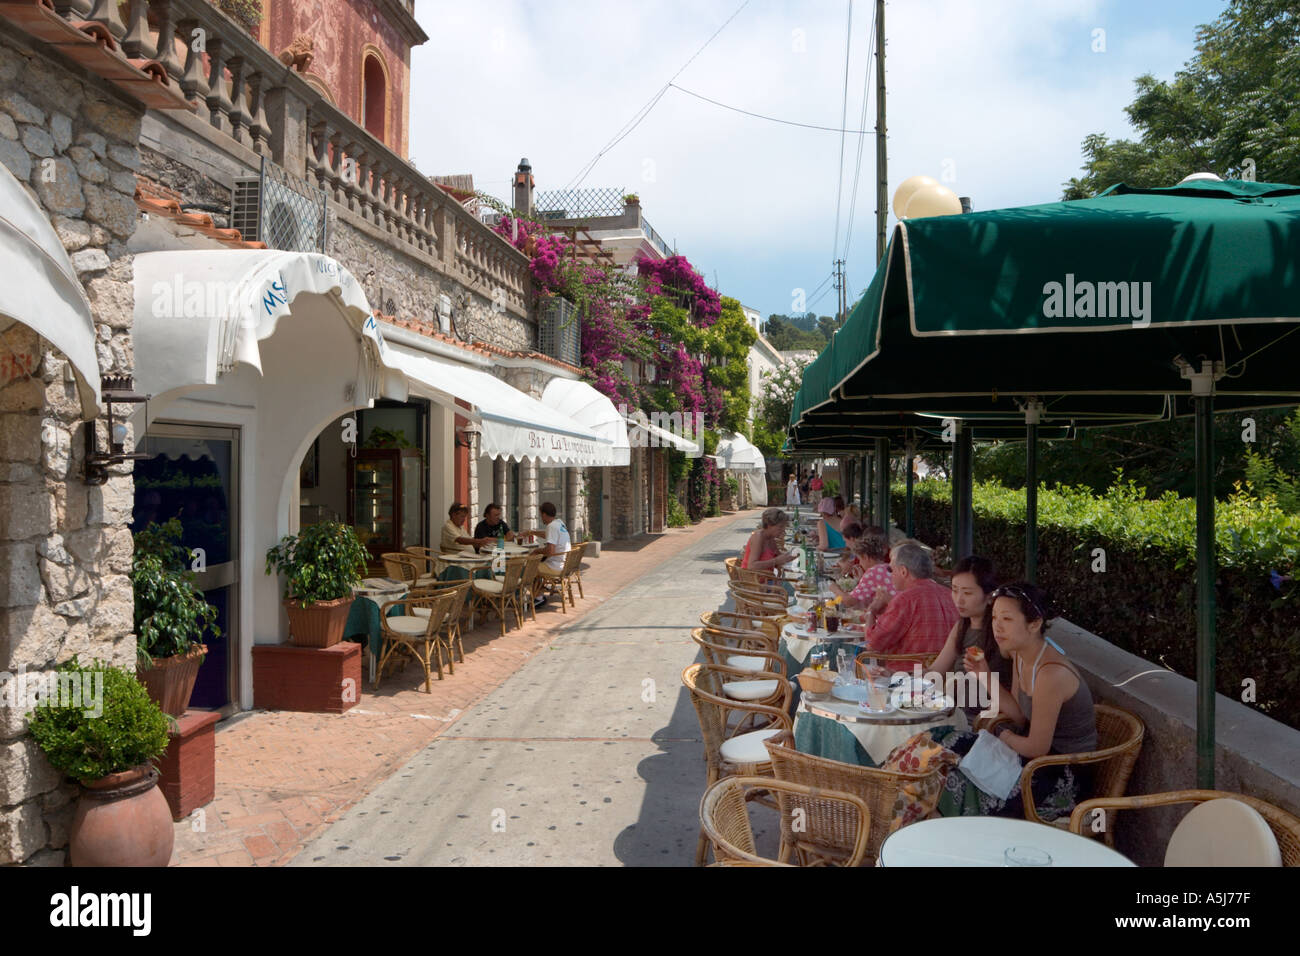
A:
170;511;755;866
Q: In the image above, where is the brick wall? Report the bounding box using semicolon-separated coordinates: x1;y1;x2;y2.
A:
0;35;141;865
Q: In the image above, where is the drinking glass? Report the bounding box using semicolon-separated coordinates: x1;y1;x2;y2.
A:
836;647;853;681
1004;846;1052;867
809;647;829;672
825;613;840;634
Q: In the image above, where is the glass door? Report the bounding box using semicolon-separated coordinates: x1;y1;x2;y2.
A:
132;424;239;712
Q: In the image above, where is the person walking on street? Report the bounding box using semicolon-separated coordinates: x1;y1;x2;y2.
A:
785;473;801;506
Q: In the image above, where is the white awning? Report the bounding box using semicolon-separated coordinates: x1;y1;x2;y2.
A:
132;250;407;404
626;414;701;456
540;378;630;466
0;161;100;418
379;341;612;465
717;431;766;471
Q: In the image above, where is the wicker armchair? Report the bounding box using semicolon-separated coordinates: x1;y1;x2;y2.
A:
725;556;783;586
700;775;871;867
517;551;546;623
404;546;443;578
376;590;456;691
763;730;945;866
692;628;786;678
1019;703;1144;839
471;555;527;637
381;552;438;587
537;545;583;613
701;609;786;637
408;580;471;672
729;586;790;617
1068;790;1300;866
698;620;779;657
854;651;940;678
682;663;794;866
568;541;588;599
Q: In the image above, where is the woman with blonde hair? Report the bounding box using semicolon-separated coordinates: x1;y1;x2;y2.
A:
741;507;797;574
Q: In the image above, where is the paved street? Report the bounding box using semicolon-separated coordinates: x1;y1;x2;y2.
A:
290;514;752;866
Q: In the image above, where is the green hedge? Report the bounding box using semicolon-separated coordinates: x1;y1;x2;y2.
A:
894;479;1300;731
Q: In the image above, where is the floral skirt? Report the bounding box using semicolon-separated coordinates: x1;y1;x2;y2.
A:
926;728;1093;822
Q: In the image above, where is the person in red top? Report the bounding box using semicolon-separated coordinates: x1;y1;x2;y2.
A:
861;541;958;656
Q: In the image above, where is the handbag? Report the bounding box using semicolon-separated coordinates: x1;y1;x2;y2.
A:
958;729;1023;800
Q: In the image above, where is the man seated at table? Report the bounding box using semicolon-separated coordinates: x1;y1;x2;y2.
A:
472;502;516;553
533;501;572;607
860;541;957;657
441;502;490;553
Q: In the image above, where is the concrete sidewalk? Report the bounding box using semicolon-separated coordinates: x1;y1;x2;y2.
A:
288;512;753;866
171;512;752;866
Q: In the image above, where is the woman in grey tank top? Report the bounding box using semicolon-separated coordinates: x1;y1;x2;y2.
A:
930;581;1098;821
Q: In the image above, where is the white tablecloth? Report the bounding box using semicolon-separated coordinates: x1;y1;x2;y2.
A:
780;622;866;664
878;817;1135;867
794;697;968;765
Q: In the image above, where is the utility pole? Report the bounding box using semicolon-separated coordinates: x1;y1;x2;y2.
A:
833;258;846;323
874;0;887;264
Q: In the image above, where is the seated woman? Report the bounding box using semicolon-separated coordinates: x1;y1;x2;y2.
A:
834;521;865;578
741;507;797;576
939;581;1098;821
930;556;1011;720
829;527;895;607
815;496;847;551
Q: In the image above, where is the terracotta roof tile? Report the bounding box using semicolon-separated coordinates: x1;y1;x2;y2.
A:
134;174;267;250
372;312;585;376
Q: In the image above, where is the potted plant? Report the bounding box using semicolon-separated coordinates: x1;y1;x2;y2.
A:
132;518;217;717
265;520;368;647
28;658;174;866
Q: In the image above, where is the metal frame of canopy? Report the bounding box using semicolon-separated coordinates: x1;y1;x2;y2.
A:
789;179;1300;789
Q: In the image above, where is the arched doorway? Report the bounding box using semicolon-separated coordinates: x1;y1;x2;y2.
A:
362;53;387;143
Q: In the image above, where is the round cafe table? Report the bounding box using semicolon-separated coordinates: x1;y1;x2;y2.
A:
793;693;967;767
877;817;1135;867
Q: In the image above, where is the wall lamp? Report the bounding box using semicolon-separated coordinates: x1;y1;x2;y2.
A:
85;374;151;485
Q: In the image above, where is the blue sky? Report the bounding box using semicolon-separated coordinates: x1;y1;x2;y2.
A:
410;0;1229;322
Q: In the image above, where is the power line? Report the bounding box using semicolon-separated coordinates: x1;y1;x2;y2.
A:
565;0;753;190
668;85;871;133
831;0;854;262
842;11;876;265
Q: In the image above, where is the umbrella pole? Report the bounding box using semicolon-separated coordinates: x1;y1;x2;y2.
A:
875;438;890;532
1025;401;1041;585
1193;382;1217;789
904;441;915;538
956;425;974;559
861;453;871;524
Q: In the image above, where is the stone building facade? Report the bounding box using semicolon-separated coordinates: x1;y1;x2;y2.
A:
0;33;142;865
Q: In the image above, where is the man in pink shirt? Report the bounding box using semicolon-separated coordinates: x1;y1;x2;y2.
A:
862;542;957;656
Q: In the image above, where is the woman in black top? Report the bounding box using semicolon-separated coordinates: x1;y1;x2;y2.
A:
931;555;1010;715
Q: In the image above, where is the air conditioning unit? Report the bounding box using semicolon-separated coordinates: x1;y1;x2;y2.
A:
231;161;327;253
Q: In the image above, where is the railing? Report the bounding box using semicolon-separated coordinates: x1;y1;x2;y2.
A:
535;186;627;220
640;215;673;258
35;0;530;317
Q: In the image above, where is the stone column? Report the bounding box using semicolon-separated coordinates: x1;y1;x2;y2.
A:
265;84;310;176
521;458;538;532
467;432;479;521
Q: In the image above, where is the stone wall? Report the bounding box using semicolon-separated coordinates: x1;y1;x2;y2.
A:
608;464;633;539
0;35;141;866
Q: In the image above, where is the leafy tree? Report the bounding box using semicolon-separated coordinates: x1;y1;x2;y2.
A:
763;314;825;351
752;356;811;459
1063;0;1300;199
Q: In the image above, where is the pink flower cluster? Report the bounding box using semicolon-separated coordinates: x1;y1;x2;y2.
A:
637;255;722;327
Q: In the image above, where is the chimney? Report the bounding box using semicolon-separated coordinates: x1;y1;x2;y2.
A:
513;158;534;217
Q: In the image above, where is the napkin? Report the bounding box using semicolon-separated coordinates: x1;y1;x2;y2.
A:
958;730;1023;800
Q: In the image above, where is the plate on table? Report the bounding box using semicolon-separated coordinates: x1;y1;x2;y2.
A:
891;687;956;712
857;700;897;716
889;674;934;691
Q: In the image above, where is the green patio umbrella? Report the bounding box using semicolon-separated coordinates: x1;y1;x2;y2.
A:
790;178;1300;788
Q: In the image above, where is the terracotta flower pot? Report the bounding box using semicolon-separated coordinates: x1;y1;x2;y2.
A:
70;765;174;867
284;596;354;648
137;644;207;717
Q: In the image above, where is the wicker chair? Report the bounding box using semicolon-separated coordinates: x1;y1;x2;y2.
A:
471;555;526;637
681;663;794;865
516;551;546;623
692;628;786;678
537;544;583;613
381;551;439;587
854;651;940;678
1019;703;1144;839
701;609;786;637
729;586;790;617
1068;790;1300;866
404;546;442;578
725;556;782;585
698;618;780;656
408;580;471;672
568;541;588;599
763;730;945;866
376;590;456;691
700;775;871;867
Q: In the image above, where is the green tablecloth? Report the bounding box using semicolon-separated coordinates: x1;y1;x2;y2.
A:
344;596;402;660
793;709;876;767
